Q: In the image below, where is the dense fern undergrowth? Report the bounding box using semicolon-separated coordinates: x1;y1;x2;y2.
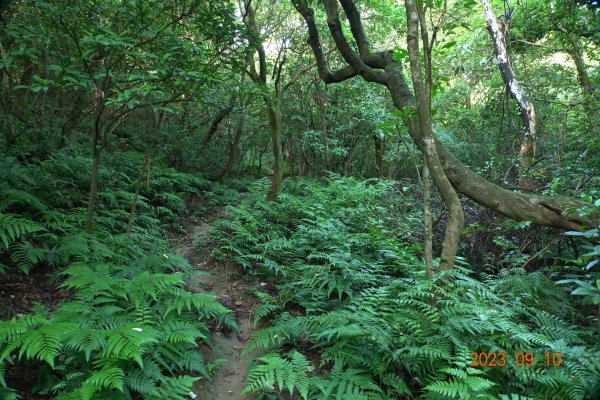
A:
212;177;600;400
0;150;236;399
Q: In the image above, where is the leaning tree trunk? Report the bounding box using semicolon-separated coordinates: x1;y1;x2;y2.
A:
199;95;236;154
481;0;536;191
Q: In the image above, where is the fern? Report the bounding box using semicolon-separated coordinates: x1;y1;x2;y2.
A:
0;213;45;248
0;188;48;214
244;351;314;399
214;178;600;400
9;241;48;273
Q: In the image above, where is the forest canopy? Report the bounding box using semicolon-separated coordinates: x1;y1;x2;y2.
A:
0;0;599;399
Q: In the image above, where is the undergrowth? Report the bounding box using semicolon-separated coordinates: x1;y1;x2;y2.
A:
212;176;600;400
0;150;235;399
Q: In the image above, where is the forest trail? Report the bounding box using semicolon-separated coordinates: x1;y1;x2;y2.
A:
175;206;261;399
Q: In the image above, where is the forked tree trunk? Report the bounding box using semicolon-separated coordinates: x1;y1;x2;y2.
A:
481;0;536;190
405;0;464;271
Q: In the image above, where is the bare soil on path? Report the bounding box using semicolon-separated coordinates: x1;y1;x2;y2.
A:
174;207;262;400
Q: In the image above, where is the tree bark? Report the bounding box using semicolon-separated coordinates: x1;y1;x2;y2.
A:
243;0;286;201
557;27;596;129
221;114;244;179
481;0;536;190
265;97;283;201
373;133;384;178
199;95;235;153
405;0;464;271
85;122;101;234
314;76;330;170
423;162;433;279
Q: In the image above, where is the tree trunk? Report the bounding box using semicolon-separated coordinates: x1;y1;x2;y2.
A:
314;76;330;170
423;162;433;279
199;95;236;153
221;119;244;179
481;0;536;190
126;111;163;236
256;144;267;179
266;97;283;201
373;133;384;178
85;120;101;234
405;0;464;271
559;29;596;130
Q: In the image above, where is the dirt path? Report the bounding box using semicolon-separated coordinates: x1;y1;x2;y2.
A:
174;208;261;399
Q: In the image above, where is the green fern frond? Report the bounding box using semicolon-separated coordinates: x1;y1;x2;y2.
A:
244;351;313;399
101;325;159;368
18;322;78;367
0;188;47;214
9;241;48;273
162;320;207;345
0;213;45;248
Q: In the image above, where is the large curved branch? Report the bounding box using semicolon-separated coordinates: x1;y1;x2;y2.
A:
323;0;387;84
339;0;370;55
293;0;359;83
437;144;588;231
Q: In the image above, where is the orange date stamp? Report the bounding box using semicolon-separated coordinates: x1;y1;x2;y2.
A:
470;352;563;367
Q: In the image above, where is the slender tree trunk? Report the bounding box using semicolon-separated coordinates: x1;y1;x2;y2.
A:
256;144;267;178
266;96;283;201
406;0;464;271
314;76;330;170
199;95;236;153
559;30;596;130
126;112;163;236
85;119;101;234
481;0;536;190
373;133;384;178
222;121;244;179
221;70;248;179
125;161;146;237
423;162;433;279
